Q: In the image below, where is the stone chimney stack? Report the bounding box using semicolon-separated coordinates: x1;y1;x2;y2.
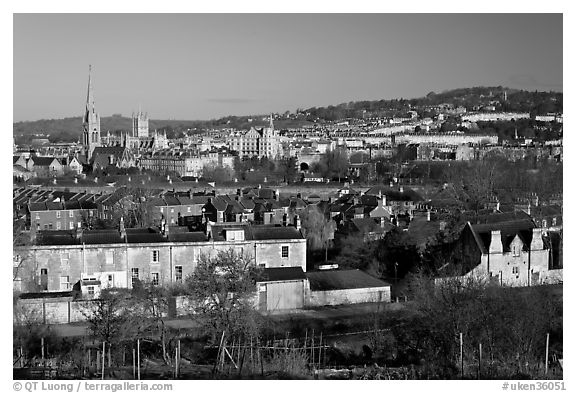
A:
531;228;544;250
489;230;503;253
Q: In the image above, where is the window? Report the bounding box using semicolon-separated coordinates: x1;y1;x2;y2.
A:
512;266;519;275
56;222;61;230
171;208;174;213
69;222;74;229
56;211;61;218
89;210;94;217
175;266;183;282
87;286;95;295
107;274;114;287
151;250;159;263
36;213;40;220
131;268;139;286
69;211;74;218
105;250;114;265
281;246;289;258
152;272;159;286
187;207;191;213
48;223;53;230
60;276;70;290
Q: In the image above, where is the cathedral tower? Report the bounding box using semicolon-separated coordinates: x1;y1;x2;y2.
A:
82;65;101;161
132;106;149;138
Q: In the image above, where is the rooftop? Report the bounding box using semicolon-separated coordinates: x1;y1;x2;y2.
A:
306;269;391;291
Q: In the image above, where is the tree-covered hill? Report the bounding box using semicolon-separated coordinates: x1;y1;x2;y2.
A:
13;86;562;144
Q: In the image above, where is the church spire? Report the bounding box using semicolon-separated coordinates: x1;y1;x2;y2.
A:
82;65;101;161
83;65;93;127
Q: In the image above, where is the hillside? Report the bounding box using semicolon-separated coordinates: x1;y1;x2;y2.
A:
13;86;562;144
302;86;563;121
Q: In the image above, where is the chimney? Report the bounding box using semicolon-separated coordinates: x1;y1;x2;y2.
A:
531;228;544;250
378;190;382;199
295;214;301;230
489;230;503;253
282;213;288;227
527;202;531;216
427;209;431;222
275;189;280;201
399;186;404;193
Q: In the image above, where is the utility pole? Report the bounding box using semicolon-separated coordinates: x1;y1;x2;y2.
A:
460;333;464;379
545;333;550;375
132;347;136;379
137;338;141;380
101;342;106;380
478;343;482;379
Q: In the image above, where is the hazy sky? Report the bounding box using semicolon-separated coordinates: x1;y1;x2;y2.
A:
13;13;562;122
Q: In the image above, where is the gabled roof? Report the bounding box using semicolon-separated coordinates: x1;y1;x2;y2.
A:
466;213;537;254
32;157;59;166
350;217;394;234
210;196;228;211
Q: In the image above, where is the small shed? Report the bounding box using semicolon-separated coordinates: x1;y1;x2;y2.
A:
256;267;307;312
305;269;391;307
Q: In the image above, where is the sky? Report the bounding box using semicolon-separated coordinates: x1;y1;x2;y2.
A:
13;13;563;122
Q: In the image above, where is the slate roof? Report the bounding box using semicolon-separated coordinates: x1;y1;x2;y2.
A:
306;269;391;291
32;156;60;166
365;185;424;202
350;217;394;234
209;224;304;242
465;212;538;254
257;267;306;282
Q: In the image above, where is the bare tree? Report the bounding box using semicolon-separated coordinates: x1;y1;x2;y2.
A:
184;249;261;341
81;288;137;345
130;280;171;363
299;205;336;261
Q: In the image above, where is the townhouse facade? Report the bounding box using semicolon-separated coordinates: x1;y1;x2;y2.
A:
13;224;307;295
